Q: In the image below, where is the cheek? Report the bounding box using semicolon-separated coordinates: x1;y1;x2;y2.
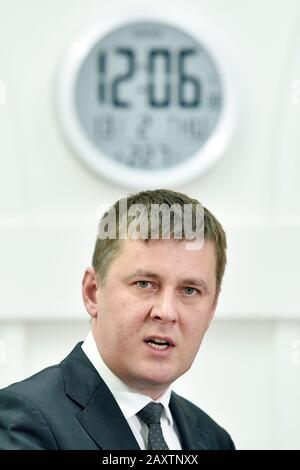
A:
182;311;210;342
181;324;206;362
99;301;146;340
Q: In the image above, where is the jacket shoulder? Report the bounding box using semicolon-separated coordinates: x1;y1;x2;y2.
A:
0;366;63;450
1;364;63;401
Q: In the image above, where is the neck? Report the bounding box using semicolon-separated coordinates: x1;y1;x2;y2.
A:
115;376;170;400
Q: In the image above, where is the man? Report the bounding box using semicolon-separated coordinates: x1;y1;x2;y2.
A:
0;189;235;450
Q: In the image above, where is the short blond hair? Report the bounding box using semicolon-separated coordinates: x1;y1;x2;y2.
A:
92;189;227;292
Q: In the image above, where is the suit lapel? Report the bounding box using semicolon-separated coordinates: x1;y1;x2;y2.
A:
60;342;140;450
60;343;212;450
77;382;141;450
170;392;211;450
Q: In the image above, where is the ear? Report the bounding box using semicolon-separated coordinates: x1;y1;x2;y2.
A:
82;267;99;318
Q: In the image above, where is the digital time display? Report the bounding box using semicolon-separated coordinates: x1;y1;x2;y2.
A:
74;21;223;170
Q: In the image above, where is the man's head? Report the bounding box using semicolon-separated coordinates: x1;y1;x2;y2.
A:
82;189;227;399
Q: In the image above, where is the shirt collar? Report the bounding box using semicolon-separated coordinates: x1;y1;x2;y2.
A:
81;331;174;425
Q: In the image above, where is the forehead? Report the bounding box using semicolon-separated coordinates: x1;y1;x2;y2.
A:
109;238;217;283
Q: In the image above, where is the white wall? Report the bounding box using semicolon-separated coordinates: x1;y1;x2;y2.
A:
0;0;300;449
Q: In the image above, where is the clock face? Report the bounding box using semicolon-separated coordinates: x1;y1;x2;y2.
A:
75;21;223;170
58;18;236;187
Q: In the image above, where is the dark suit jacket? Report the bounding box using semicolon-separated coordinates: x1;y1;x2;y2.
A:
0;342;235;450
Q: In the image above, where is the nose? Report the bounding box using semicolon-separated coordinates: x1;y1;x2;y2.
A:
150;289;178;323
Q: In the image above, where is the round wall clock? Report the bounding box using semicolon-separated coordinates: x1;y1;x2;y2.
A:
57;13;237;188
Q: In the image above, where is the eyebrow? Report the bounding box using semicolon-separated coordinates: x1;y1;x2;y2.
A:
124;270;159;281
124;270;211;294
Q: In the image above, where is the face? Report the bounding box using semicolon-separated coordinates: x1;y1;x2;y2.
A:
82;238;219;399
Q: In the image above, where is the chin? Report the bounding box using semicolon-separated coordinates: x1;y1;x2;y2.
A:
136;368;178;387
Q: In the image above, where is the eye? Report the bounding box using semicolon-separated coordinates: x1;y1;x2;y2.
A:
136;280;154;289
183;287;200;296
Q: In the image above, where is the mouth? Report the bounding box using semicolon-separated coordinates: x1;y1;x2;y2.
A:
144;336;175;351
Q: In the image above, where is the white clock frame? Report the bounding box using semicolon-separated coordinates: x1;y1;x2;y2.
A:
56;10;238;189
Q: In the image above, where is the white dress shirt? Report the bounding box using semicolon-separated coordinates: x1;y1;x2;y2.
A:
81;331;182;450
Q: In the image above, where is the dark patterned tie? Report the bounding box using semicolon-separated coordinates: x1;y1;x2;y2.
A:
137;402;169;450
